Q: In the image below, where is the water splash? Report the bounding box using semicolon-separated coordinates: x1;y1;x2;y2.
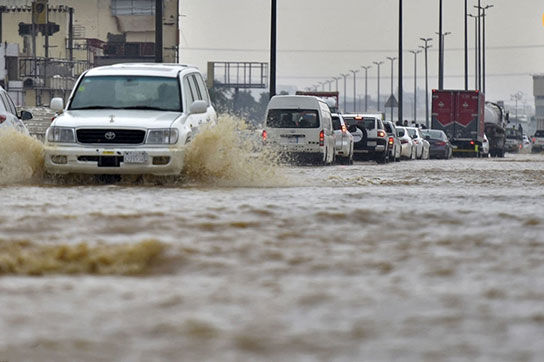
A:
0;128;44;185
0;239;166;275
182;114;286;187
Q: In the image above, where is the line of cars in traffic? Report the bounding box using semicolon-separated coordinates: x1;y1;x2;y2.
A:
261;94;455;165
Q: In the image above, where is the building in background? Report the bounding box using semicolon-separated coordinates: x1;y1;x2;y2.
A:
534;75;544;131
0;0;179;106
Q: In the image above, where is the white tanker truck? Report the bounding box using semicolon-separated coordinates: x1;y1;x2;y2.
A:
484;102;507;157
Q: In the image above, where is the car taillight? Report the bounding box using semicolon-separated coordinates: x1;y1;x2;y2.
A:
401;139;408;144
0;115;6;124
388;136;394;145
519;144;522;149
377;130;386;138
437;141;446;146
261;130;267;141
341;124;347;134
470;140;475;145
319;130;324;146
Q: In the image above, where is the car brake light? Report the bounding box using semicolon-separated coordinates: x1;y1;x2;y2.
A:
261;130;267;141
470;140;475;145
341;124;347;133
319;130;325;146
377;130;386;138
388;136;394;145
401;139;408;144
519;144;522;150
354;115;363;120
437;141;446;146
0;115;5;124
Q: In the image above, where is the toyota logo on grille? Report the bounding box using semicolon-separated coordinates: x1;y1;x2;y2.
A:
104;131;116;140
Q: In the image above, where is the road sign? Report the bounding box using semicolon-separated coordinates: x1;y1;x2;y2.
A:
385;94;398;108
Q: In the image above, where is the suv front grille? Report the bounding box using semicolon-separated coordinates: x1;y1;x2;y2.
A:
76;129;146;144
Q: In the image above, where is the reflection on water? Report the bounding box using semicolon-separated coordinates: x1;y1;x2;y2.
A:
1;115;544;361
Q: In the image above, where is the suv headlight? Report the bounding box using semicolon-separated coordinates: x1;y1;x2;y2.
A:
47;127;76;143
147;129;179;144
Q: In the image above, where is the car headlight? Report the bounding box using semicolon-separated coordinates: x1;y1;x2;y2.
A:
146;129;179;144
47;127;76;143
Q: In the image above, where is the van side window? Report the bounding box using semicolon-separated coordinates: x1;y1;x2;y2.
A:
194;73;210;105
183;76;196;107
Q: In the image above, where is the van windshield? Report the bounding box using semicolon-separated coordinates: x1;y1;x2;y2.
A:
69;75;182;112
266;109;320;128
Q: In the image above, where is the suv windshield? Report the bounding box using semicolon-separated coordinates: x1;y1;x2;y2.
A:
343;117;376;130
69;76;182;112
266;109;320;128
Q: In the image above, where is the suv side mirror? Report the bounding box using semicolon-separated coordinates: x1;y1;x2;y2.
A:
425;135;431;140
189;100;207;114
20;110;33;121
50;97;64;112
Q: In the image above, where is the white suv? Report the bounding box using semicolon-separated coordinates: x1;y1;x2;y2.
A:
44;63;217;175
342;113;388;163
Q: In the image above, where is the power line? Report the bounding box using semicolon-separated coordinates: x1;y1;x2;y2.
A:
276;72;534;80
183;44;544;54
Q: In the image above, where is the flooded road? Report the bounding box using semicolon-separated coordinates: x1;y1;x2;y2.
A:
1;123;544;361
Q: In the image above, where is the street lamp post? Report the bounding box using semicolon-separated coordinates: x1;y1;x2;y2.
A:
475;0;482;91
398;0;403;125
438;0;443;89
464;0;468;90
333;76;341;92
420;38;432;128
269;0;277;99
468;14;479;89
479;4;493;94
386;56;397;122
373;61;384;112
350;69;359;112
436;31;451;89
361;66;371;112
409;50;421;124
341;73;349;112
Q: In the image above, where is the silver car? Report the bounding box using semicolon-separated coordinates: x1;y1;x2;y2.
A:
0;86;31;135
331;113;354;164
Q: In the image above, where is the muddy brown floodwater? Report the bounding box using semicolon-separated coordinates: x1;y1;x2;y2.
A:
1;118;544;361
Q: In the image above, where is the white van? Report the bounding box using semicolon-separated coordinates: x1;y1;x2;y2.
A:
262;95;335;165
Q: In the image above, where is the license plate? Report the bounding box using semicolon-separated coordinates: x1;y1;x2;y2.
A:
288;137;298;144
367;141;377;146
124;151;148;164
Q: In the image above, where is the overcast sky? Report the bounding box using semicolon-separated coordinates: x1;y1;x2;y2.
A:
180;0;543;107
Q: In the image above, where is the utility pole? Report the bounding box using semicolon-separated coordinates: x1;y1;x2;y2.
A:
269;0;277;99
155;0;163;63
350;69;359;112
373;61;383;112
361;65;371;112
341;73;349;112
420;38;432;129
409;50;421;124
386;56;397;122
438;0;443;89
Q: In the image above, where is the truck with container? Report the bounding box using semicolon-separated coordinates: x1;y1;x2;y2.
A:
483;102;506;157
431;89;485;157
